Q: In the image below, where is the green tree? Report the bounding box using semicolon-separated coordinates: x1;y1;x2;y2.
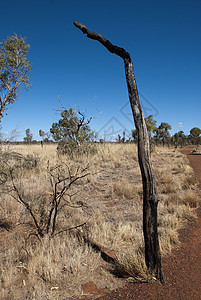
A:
172;130;186;147
50;107;96;156
116;131;126;143
39;129;52;144
189;127;201;145
24;128;33;143
145;115;157;138
155;122;172;146
39;130;52;143
116;134;122;143
0;34;31;120
39;129;45;139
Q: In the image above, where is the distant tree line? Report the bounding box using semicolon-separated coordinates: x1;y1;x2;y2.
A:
21;114;201;149
125;115;201;148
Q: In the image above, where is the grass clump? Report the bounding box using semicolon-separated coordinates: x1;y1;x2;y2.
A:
114;247;157;282
183;190;199;208
113;181;137;200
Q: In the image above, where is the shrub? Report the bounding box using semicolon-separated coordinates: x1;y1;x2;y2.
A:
50;107;97;158
57;140;97;158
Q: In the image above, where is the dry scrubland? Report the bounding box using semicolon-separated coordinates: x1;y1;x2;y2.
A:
0;143;200;299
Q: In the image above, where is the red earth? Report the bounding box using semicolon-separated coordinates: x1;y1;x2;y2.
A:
79;147;201;300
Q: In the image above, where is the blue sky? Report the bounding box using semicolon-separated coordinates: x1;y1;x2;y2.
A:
0;0;201;141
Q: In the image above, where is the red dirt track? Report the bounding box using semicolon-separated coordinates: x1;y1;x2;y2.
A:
83;147;201;300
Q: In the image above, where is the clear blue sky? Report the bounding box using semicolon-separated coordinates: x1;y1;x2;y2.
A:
1;0;201;141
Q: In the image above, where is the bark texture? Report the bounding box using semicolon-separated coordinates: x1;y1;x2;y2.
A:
73;20;163;282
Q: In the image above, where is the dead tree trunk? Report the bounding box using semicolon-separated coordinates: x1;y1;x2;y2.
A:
73;21;163;283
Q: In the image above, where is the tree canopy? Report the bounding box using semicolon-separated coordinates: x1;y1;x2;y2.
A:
24;128;33;143
0;34;31;120
145;114;157;138
189;127;201;145
50;107;96;156
50;108;95;143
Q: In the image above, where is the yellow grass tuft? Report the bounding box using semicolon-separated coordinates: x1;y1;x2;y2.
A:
183;190;199;208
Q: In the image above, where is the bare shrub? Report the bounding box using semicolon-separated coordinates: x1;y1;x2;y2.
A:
6;162;91;238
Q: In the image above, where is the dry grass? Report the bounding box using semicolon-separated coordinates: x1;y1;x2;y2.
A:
114;249;148;281
0;143;200;299
183;190;199;208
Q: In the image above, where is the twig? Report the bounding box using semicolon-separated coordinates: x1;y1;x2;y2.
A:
51;217;91;238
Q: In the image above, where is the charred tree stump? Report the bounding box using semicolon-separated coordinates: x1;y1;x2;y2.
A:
73;21;163;283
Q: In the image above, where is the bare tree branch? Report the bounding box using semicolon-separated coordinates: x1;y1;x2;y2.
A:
73;21;130;60
51;217;91;238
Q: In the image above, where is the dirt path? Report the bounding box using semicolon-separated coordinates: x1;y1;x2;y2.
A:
92;147;201;300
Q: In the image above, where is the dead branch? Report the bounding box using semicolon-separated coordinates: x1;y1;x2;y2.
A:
74;20;163;282
51;216;91;238
73;21;131;61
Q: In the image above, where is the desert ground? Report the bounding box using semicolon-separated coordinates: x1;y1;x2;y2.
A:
0;143;199;299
